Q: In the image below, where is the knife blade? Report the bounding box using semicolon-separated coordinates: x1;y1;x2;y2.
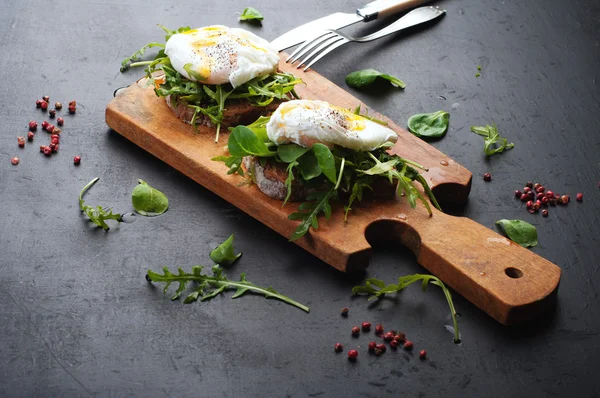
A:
271;0;433;51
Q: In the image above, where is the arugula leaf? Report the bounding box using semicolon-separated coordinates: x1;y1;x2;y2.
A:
283;161;299;205
353;274;460;343
345;68;406;89
495;219;538;247
239;7;264;22
297;151;322;180
228;126;276;157
183;63;207;82
408;111;450;139
288;187;336;241
312;144;336;184
212;155;245;176
470;123;514;156
131;179;169;216
277;144;310;163
120;42;165;72
79;178;126;231
147;265;309;312
210;234;243;265
244;116;271;142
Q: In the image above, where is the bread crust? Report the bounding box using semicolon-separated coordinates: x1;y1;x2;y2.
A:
243;157;309;202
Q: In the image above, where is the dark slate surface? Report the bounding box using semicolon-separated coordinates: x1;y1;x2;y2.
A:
1;0;599;396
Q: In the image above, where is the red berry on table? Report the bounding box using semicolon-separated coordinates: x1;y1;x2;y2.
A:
523;186;531;193
17;136;25;147
51;137;59;145
515;190;522;198
561;195;570;204
69;100;77;107
334;343;343;353
46;125;55;134
351;326;360;337
49;109;56;118
36;99;42;108
520;193;528;202
383;332;394;342
419;349;427;359
394;332;406;342
375;344;386;356
576;193;583;202
536;186;545;193
40;101;48;110
73;155;81;165
49;143;58;153
42;121;49;130
546;190;554;198
374;324;384;335
361;322;371;332
43;146;52;156
347;349;358;361
27;131;34;141
389;340;399;349
533;183;541;189
526;181;534;188
55;102;63;110
526;200;533;209
368;341;377;352
42;95;50;102
541;196;549;206
483;173;491;182
340;307;349;317
57;117;64;126
68;105;76;114
542;209;549;217
403;341;413;350
10;156;19;165
29;121;38;131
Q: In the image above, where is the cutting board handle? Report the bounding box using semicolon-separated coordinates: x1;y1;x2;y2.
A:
364;210;561;325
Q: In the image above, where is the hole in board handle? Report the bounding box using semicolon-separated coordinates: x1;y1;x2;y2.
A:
505;267;523;279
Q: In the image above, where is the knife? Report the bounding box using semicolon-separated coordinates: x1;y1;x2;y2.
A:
271;0;434;51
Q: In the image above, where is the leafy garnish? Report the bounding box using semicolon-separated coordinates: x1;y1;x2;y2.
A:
408;111;450;139
209;234;243;265
239;7;264;22
470;123;514;156
228;125;277;158
345;68;406;89
120;42;165;72
131;179;169;216
288;188;337;241
495;219;538;247
79;178;125;231
353;274;460;343
147;265;309;312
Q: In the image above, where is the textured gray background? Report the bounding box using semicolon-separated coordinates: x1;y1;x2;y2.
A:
1;0;599;396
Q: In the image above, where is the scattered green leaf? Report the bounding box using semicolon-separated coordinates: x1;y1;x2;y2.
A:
407;111;450;139
131;179;169;216
209;234;243;265
353;274;460;343
470;123;514;156
345;68;406;89
239;7;264;22
495;219;538;247
475;72;481;78
312;143;337;184
79;178;126;231
147;264;309;312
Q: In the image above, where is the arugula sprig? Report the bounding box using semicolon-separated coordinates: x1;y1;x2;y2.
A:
120;25;302;142
214;116;441;241
470;123;514;156
147;265;309;312
79;178;125;231
353;274;460;343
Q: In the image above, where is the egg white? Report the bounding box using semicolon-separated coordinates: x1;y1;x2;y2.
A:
165;25;280;88
266;100;398;151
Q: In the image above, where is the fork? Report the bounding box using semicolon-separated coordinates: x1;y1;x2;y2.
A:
287;6;446;71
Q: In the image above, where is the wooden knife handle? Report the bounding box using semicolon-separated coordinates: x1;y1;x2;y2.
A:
364;209;562;325
359;0;434;20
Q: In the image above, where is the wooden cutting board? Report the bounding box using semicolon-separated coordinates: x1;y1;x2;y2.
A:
106;55;561;325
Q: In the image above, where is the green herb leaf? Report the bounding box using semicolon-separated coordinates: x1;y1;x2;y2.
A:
297;151;322;180
289;187;336;241
239;7;264;21
470;123;514;156
277;144;310;163
353;274;460;343
345;68;406;89
228;125;277;158
407;111;450;139
131;179;169;216
244;116;271;142
495;219;538;247
312;143;336;184
120;42;165;72
79;178;126;231
209;234;243;265
147;265;309;312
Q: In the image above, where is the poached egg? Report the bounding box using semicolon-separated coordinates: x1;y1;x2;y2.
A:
266;100;398;151
165;25;279;88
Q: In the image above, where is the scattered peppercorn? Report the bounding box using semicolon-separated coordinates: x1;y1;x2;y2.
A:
42;121;49;130
361;322;371;332
68;105;76;114
334;343;343;353
526;182;534;188
42;95;50;102
526;200;533;209
347;349;358;361
523;186;532;193
49;109;56;118
51;137;59;145
561;195;570;204
375;344;386;356
340;307;349;317
351;326;360;337
383;332;394;342
11;156;19;165
46;125;55;134
39;145;46;153
403;341;413;350
483;173;491;182
541;196;549;206
536;186;545;193
29;121;38;131
546;190;554;198
56;117;64;126
36;99;42;108
533;183;541;189
520;193;528;202
389;340;399;349
536;192;545;200
73;155;81;165
368;341;377;352
69;100;77;107
374;324;384;335
419;350;427;359
49;143;58;153
27;131;34;141
40;101;48;110
53;127;61;135
43;146;52;156
542;209;549;217
55;102;62;110
576;193;583;202
515;190;522;198
17;136;25;147
394;332;406;342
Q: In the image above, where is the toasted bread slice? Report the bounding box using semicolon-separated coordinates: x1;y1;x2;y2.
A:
242;157;309;202
165;95;285;128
